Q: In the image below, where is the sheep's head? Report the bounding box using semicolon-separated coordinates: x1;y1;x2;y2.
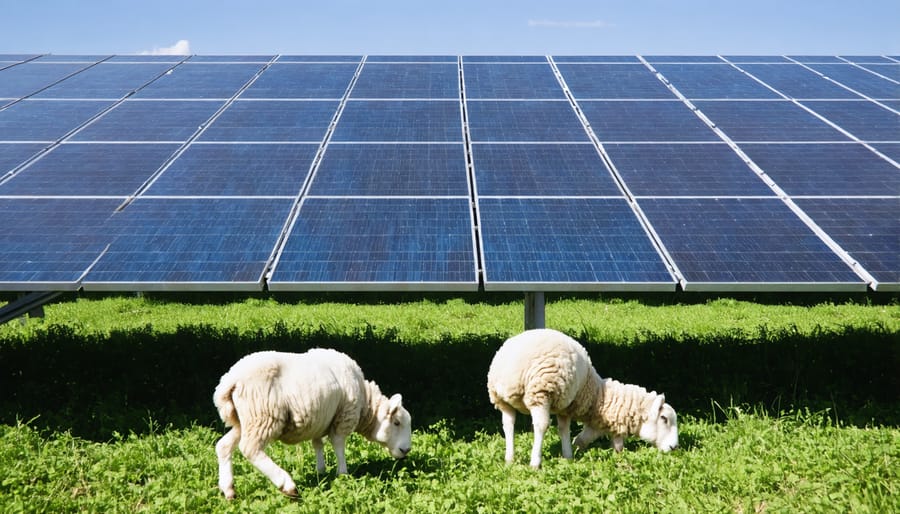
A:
638;393;679;452
374;394;412;459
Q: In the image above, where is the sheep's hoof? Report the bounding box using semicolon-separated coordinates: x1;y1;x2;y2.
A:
281;486;298;498
221;487;236;500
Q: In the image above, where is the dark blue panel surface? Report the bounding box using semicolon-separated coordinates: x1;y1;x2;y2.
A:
644;56;724;63
83;197;293;289
0;143;45;174
467;100;587;142
693;100;850;142
795;198;898;288
741;143;900;196
72;100;224;142
655;64;781;99
34;63;174;99
463;63;565;99
553;56;641;63
0;198;119;289
241;63;357;98
0;62;91;98
472;143;620;195
269;197;477;288
735;64;859;99
107;55;185;63
277;56;362;63
580;101;718;142
787;56;845;63
353;63;459;98
0;143;178;195
464;56;547;63
187;56;275;62
802;100;900;142
605;143;773;196
858;64;900;81
133;63;265;99
310;143;468;195
34;55;110;63
872;143;900;162
557;64;674;99
839;56;894;64
0;100;113;141
332;100;462;142
366;56;457;63
640;198;863;288
478;197;673;288
803;64;899;99
723;56;791;63
199;100;338;142
148;143;318;196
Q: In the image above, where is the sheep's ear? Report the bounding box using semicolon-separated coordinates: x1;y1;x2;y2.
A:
648;394;665;418
388;394;403;416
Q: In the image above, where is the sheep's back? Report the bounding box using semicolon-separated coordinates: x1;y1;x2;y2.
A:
488;329;592;414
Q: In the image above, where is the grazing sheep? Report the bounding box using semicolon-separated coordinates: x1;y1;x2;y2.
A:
487;328;678;468
213;349;412;499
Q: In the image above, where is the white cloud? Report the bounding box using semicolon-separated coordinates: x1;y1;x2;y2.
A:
140;39;191;55
528;19;612;29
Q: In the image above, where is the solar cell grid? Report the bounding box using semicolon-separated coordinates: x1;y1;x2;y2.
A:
199;100;338;142
466;100;588;142
556;64;674;99
735;63;859;100
801;63;900;99
579;100;718;142
132;62;265;99
801;100;900;141
0;62;93;98
691;100;850;142
331;100;462;142
72;99;224;142
654;63;781;99
553;56;640;63
463;63;565;99
0;143;45;175
0;99;113;141
352;63;459;99
34;62;175;99
240;63;357;99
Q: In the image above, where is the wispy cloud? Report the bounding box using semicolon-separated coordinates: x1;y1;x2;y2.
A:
140;39;191;55
528;19;612;29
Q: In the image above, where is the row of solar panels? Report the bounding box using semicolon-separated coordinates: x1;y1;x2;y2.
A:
0;54;898;293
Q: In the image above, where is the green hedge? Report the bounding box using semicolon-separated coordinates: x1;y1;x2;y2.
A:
1;320;896;440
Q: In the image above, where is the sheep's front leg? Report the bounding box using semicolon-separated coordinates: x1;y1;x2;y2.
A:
330;434;348;475
528;404;551;469
557;415;573;459
612;435;625;453
215;427;241;499
498;404;517;464
311;437;327;473
239;437;297;497
574;425;602;450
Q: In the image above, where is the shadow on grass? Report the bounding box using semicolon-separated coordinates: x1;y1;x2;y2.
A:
0;322;896;440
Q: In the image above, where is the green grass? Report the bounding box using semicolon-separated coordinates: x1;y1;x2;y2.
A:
1;408;896;513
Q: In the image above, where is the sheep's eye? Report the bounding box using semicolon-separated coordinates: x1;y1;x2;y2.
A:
661;415;668;424
393;420;400;427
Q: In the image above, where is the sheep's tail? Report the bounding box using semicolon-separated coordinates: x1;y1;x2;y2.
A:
213;372;240;428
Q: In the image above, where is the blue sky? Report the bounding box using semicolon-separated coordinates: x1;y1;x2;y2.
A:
3;0;899;56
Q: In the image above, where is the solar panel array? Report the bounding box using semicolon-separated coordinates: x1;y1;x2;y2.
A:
1;54;897;293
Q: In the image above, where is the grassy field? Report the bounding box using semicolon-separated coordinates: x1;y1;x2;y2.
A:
0;294;897;512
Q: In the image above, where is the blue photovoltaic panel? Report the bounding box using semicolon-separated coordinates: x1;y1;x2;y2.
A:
478;197;674;290
34;63;174;99
106;55;185;63
859;64;900;81
795;198;899;290
352;63;459;99
0;198;120;290
788;56;846;63
466;100;587;142
277;56;362;63
737;63;859;99
579;101;718;142
268;197;477;290
0;143;45;174
132;63;265;99
692;100;850;142
741;143;900;196
471;143;620;196
147;143;318;196
872;143;900;162
0;54;41;61
72;100;224;142
199;100;338;142
644;56;724;63
655;64;781;99
187;56;275;62
0;143;178;196
463;63;565;99
0;100;113;141
802;63;899;99
553;56;641;63
366;56;457;63
723;56;791;63
0;62;91;98
82;197;294;290
241;63;357;98
34;55;109;63
604;143;774;196
840;56;895;64
802;100;900;141
639;198;864;290
331;100;462;142
464;56;547;63
556;64;674;99
310;143;468;195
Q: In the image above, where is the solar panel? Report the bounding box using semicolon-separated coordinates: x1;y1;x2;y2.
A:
0;55;895;294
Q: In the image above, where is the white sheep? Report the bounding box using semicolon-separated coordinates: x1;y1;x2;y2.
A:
487;328;678;468
213;348;412;499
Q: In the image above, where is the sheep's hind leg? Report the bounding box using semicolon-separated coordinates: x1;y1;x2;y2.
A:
498;404;517;464
239;436;297;497
312;437;326;473
330;434;349;475
528;404;551;469
557;415;573;459
215;427;241;499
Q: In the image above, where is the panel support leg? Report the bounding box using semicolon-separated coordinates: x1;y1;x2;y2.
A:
524;292;545;331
